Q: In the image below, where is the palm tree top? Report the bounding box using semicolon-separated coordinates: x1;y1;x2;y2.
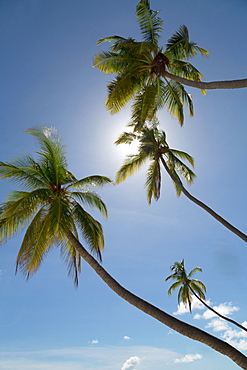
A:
94;0;209;127
115;123;196;203
0;127;112;285
165;259;206;313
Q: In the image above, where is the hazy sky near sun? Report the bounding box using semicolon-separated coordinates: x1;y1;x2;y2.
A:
0;0;247;369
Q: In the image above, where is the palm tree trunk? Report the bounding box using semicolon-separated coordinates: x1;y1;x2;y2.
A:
190;287;247;332
65;230;247;369
163;71;247;90
160;157;247;243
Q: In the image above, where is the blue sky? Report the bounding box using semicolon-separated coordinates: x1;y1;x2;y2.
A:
0;0;247;369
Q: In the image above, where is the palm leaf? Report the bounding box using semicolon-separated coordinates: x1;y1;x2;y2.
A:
136;0;163;44
70;191;108;218
72;202;104;260
115;151;148;183
165;25;209;60
145;159;161;204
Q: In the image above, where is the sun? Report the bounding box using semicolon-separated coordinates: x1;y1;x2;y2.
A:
118;139;139;156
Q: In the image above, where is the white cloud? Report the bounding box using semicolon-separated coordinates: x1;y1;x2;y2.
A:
123;336;131;340
242;321;247;329
90;339;98;344
173;297;210;315
222;327;247;352
121;356;141;370
206;318;229;332
194;302;239;320
174;353;202;363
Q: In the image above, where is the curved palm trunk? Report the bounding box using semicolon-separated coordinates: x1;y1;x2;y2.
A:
66;230;247;369
163;71;247;90
160;157;247;243
190;287;247;333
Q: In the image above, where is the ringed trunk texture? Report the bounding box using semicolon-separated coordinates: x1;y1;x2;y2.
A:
163;71;247;90
66;231;247;369
160;157;247;243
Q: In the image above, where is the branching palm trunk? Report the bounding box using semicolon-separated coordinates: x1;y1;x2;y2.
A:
66;230;247;369
163;71;247;90
160;157;247;243
189;287;247;333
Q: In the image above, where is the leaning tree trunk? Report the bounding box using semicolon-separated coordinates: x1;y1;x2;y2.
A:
163;71;247;90
189;287;247;333
66;230;247;369
160;157;247;243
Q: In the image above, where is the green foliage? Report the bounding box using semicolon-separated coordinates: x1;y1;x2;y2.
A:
165;259;206;312
115;124;195;203
94;0;208;127
0;127;112;285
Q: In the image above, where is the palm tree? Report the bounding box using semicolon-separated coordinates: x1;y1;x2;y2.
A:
0;127;112;284
115;124;247;242
93;0;209;128
94;0;247;93
165;259;247;332
0;127;247;369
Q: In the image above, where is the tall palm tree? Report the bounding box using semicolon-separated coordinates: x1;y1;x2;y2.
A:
0;127;112;284
165;259;247;332
93;0;209;129
94;0;247;93
0;127;247;369
115;124;247;242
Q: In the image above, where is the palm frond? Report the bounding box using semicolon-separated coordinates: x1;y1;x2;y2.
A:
115;132;137;145
60;226;81;286
0;157;48;189
72;175;112;189
187;266;202;277
167;280;182;296
96;35;128;46
72;202;104;260
0;189;50;244
26;127;68;186
131;80;165;129
106;74;142;114
116;151;148;183
16;208;55;278
70;191;108;218
165;25;209;60
161;80;184;125
145;159;161;204
136;0;163;44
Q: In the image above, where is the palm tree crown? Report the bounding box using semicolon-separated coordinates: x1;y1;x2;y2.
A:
115;122;195;204
165;259;206;313
0;127;112;285
93;0;208;128
165;259;247;332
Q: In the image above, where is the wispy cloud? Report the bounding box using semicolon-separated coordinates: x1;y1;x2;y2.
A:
123;336;131;340
174;353;202;363
121;356;141;370
0;346;179;370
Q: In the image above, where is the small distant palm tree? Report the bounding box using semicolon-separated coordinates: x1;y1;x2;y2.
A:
165;259;247;332
115;123;247;242
94;0;208;129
